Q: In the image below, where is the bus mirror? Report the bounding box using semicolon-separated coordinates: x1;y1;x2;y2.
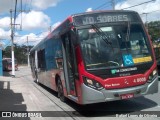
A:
71;28;76;34
73;28;76;33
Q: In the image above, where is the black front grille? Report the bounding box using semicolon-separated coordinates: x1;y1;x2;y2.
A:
87;62;153;79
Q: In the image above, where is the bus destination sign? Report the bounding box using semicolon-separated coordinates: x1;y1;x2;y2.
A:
73;12;139;26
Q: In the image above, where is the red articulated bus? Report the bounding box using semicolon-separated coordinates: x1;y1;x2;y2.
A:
30;10;158;104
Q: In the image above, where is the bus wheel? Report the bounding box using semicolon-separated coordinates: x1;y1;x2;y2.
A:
57;78;66;102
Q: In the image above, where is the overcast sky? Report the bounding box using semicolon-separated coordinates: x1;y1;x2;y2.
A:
0;0;160;47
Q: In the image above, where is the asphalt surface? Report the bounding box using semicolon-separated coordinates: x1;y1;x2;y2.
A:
0;66;160;120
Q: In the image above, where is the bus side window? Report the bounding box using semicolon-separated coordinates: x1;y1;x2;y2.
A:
38;49;46;70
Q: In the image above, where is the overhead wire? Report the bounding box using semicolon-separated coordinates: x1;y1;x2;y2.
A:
146;9;160;14
94;0;156;11
140;9;160;15
94;0;124;10
97;4;112;10
94;1;111;10
121;0;156;10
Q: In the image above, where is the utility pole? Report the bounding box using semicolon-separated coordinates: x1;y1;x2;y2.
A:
27;36;30;67
49;26;52;33
10;0;29;74
10;9;15;77
142;12;149;32
112;0;115;10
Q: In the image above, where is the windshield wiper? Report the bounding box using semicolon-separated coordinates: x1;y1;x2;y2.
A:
124;21;131;53
91;24;112;46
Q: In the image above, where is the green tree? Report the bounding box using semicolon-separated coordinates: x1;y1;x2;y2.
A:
148;21;160;42
2;44;33;65
148;21;160;59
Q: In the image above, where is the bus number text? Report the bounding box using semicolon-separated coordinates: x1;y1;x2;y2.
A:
133;77;146;83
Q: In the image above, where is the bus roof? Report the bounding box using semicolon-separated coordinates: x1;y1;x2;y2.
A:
72;10;137;17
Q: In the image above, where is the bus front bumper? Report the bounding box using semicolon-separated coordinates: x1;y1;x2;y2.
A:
81;76;158;104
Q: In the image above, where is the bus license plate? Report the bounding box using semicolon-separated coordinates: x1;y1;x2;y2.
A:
121;93;134;100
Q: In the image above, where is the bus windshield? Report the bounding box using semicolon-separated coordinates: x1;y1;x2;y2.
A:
78;23;152;70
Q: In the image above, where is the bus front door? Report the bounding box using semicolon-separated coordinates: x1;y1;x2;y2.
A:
62;32;77;97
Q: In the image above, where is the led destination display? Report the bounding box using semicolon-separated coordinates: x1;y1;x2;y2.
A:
73;11;140;26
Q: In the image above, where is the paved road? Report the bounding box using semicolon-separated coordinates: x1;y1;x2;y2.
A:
0;66;160;120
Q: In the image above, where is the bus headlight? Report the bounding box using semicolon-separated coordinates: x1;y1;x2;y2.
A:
148;69;158;83
83;77;104;90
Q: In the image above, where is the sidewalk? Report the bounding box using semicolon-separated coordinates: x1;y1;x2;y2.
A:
0;69;30;112
0;67;67;118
